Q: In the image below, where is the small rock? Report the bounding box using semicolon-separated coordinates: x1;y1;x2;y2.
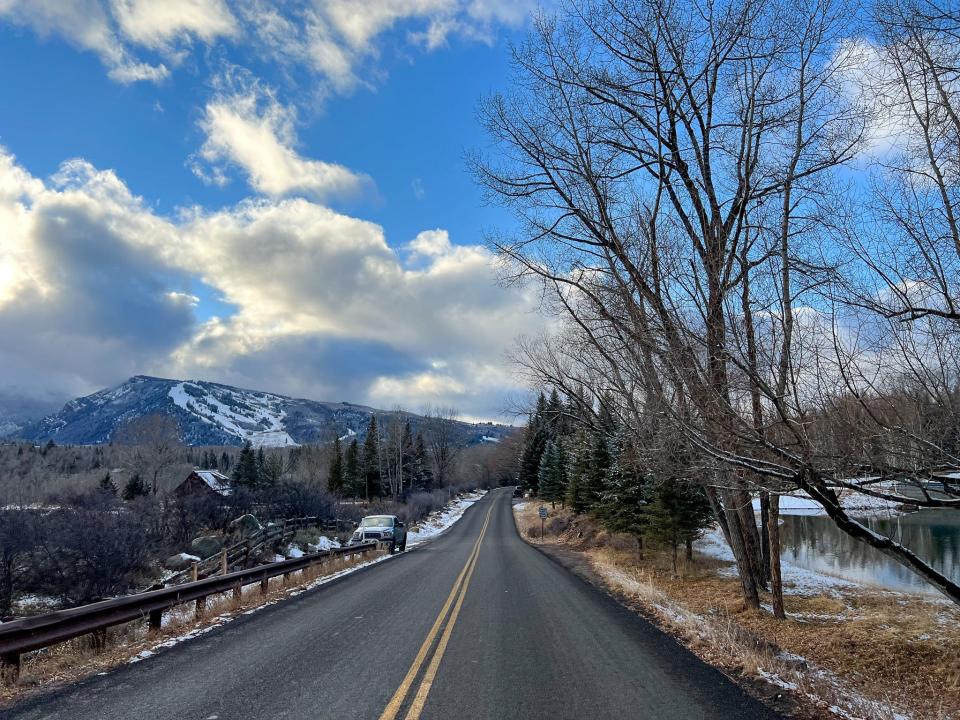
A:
896;503;920;513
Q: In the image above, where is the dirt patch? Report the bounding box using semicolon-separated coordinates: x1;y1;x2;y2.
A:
512;500;960;720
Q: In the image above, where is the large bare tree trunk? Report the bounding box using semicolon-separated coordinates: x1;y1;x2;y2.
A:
767;493;786;619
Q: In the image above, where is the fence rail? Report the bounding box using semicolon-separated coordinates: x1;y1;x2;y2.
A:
166;516;356;585
0;542;378;676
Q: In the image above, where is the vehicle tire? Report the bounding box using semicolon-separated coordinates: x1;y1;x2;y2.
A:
389;540;396;554
399;541;406;552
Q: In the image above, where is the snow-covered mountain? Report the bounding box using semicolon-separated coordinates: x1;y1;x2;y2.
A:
14;376;512;448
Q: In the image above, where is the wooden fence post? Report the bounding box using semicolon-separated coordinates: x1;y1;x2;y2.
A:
191;562;199;583
232;582;242;605
1;652;20;681
220;548;228;575
260;577;269;596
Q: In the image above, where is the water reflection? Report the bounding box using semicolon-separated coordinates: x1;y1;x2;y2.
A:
779;510;960;592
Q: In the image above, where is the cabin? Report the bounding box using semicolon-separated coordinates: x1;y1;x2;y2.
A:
173;469;233;499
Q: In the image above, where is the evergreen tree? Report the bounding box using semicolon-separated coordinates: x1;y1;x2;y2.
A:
362;415;381;500
644;478;714;576
565;431;592;513
599;446;648;558
411;433;432;491
583;430;611;509
517;394;549;492
537;440;567;506
400;421;415;493
344;439;361;498
98;472;117;495
220;451;230;471
209;451;218;469
233;441;260;487
546;388;567;438
121;472;149;501
256;446;266;477
328;437;345;494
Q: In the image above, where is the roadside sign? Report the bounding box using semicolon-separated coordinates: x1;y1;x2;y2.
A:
538;506;548;519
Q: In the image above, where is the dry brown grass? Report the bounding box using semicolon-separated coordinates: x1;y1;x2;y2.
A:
512;500;960;720
0;549;385;708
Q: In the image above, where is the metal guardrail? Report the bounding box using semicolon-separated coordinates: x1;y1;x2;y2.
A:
0;542;378;676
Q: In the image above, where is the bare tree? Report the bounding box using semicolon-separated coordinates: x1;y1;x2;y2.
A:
115;414;182;495
422;406;461;488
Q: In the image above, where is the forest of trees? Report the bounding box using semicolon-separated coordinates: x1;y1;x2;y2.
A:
478;0;960;612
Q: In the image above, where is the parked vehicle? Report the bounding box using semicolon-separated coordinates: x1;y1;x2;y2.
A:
348;515;407;552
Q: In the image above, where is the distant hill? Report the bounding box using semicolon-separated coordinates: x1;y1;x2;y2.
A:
13;376;513;448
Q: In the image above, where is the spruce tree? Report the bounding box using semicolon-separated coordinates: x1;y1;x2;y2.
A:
98;472;117;495
344;439;361;499
517;395;549;493
233;441;260;487
565;431;591;513
599;448;648;559
644;478;713;576
411;433;431;491
362;415;381;500
537;440;567;507
328;437;345;494
583;430;611;510
121;472;148;501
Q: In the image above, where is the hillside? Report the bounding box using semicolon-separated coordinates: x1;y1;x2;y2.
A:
13;376;512;448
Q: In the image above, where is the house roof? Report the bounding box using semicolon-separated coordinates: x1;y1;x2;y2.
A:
191;469;232;496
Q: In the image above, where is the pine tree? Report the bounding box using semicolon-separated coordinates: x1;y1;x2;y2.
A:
121;472;149;501
583;430;611;510
362;415;381;500
256;446;266;477
644;478;713;576
411;433;432;491
565;430;592;513
328;437;345;494
344;439;361;498
209;451;218;469
98;472;117;495
220;451;230;471
517;394;549;492
599;447;648;559
233;441;260;487
537;440;567;507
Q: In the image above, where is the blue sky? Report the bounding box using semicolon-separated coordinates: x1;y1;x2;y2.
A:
0;1;549;421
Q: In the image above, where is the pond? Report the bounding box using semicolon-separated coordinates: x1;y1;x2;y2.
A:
779;509;960;593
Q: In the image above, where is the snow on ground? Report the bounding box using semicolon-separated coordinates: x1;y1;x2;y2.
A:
307;536;340;552
697;528;858;596
168;381;298;447
751;491;903;516
406;491;487;547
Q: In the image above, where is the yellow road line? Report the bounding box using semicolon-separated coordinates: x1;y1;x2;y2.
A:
378;500;495;720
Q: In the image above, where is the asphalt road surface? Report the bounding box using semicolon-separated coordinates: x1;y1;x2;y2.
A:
4;488;782;720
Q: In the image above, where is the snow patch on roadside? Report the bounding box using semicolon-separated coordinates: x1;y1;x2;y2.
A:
406;491;487;547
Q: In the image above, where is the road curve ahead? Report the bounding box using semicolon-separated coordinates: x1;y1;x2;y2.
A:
5;488;781;720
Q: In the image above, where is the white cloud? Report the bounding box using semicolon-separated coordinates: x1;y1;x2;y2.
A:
110;0;238;50
192;73;370;199
0;147;546;419
0;0;168;83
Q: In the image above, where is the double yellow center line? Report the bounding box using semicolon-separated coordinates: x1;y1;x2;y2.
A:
378;500;495;720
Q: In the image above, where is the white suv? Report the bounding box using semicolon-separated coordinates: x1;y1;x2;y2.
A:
349;515;407;553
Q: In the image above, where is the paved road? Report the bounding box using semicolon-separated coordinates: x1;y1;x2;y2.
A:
4;488;781;720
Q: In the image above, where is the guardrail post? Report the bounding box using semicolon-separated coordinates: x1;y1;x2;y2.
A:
1;651;20;681
148;583;164;632
232;582;242;606
260;577;269;596
91;627;107;652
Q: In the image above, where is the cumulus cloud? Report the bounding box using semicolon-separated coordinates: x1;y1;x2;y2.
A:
191;73;370;199
110;0;238;50
0;148;545;419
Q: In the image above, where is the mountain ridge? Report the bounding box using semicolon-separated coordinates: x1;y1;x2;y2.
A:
12;375;511;448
